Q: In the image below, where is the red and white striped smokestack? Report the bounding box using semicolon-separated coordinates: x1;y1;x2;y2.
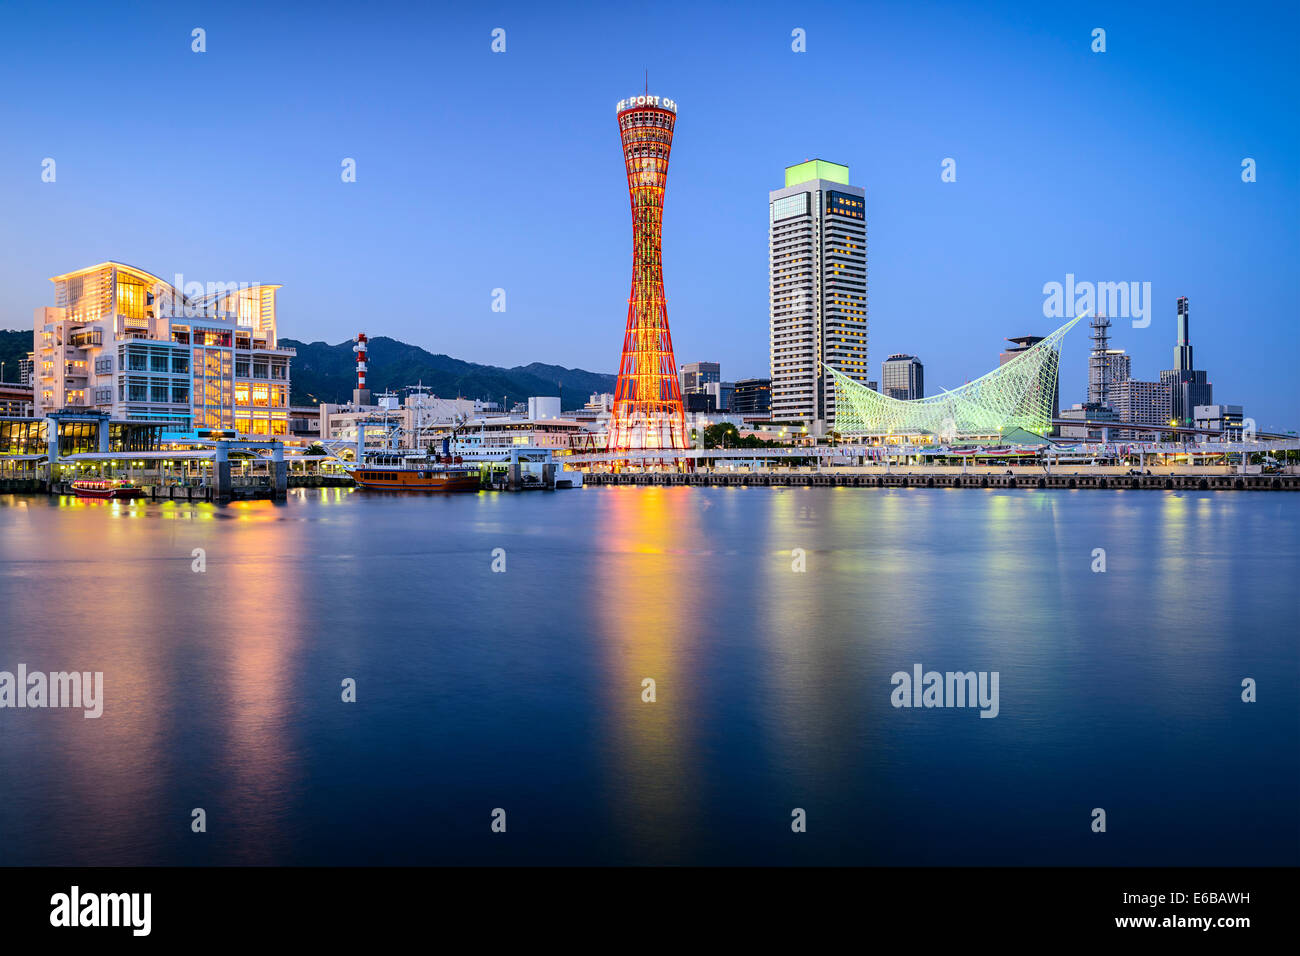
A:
354;333;368;388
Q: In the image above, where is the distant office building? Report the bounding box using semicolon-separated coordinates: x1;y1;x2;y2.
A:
0;382;35;417
1110;379;1172;434
1001;333;1061;432
881;354;923;400
322;392;489;450
1059;402;1118;440
731;378;771;416
865;380;878;392
18;355;34;386
680;361;721;395
769;159;868;432
1194;404;1245;438
289;405;321;440
684;392;715;413
1160;296;1212;426
1096;351;1130;401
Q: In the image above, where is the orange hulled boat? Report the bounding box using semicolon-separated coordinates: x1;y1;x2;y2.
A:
346;456;481;493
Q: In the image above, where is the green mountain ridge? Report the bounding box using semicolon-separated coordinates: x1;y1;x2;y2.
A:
0;330;617;409
280;336;616;409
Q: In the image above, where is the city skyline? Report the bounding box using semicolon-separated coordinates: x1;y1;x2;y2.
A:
1;1;1296;428
1;0;1297;909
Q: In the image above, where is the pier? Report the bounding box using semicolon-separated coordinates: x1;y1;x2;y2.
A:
0;412;297;502
582;470;1299;491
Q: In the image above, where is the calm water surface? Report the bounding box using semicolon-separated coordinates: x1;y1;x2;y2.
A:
0;487;1296;865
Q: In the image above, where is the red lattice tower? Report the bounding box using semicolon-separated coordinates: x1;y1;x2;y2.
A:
609;93;687;453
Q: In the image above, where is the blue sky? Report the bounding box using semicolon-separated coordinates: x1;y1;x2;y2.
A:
1;0;1296;426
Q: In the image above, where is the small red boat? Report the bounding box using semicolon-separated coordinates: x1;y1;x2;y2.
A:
70;478;145;500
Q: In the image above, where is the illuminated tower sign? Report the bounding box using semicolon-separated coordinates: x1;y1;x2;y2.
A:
609;93;687;452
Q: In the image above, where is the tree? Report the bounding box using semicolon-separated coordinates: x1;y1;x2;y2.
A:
701;422;777;450
703;422;739;449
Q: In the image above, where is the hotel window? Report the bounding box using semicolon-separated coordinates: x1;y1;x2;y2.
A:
827;191;865;219
171;354;189;374
235;358;250;378
235;384;250;405
151;352;170;373
253;384;269;407
253;362;269;379
237;294;258;328
151;383;170;403
116;277;149;319
171;384;190;404
127;351;148;371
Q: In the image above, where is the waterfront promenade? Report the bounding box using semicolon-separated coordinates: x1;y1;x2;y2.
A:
583;468;1300;491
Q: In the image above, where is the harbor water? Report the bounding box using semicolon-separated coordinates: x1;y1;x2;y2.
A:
0;487;1296;865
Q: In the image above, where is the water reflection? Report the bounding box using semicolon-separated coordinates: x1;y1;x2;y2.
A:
757;489;853;789
0;488;1294;866
0;495;305;863
592;487;704;862
205;501;305;863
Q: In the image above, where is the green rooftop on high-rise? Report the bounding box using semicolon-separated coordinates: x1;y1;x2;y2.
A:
784;159;850;187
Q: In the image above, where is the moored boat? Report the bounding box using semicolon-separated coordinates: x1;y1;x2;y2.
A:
70;478;145;500
345;456;481;493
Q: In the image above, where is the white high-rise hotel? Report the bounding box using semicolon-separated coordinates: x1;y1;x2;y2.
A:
769;160;868;434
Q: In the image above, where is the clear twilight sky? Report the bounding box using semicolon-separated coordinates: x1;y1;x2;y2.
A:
1;0;1296;425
